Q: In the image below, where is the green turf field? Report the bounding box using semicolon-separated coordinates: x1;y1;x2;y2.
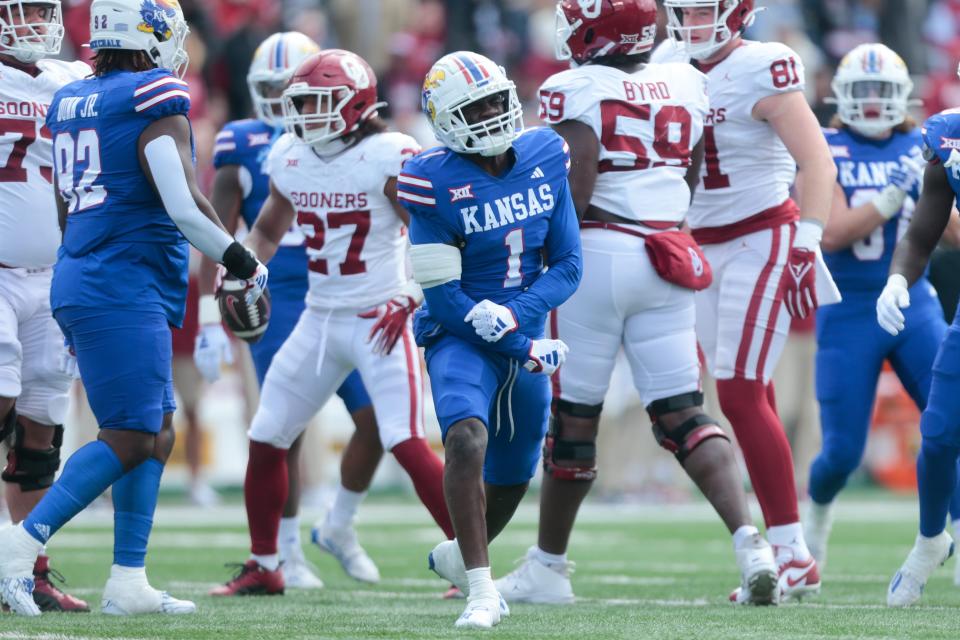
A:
0;498;957;639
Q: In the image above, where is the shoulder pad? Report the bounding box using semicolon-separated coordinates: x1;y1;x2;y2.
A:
130;69;190;120
538;68;593;125
367;131;422;177
650;38;686;64
738;41;805;97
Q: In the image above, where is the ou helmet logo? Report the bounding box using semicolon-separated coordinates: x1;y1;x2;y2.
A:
688;247;704;276
578;0;602;18
340;55;370;90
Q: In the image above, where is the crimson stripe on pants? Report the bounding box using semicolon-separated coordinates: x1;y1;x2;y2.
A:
734;227;783;379
755;224;795;380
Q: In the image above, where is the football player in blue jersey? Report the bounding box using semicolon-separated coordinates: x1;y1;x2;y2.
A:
879;59;960;606
402;51;581;628
195;32;384;589
804;44;960;572
0;0;268;617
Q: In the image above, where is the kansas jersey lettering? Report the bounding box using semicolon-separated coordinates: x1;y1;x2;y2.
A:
823;126;922;292
47;68;191;325
401;127;581;360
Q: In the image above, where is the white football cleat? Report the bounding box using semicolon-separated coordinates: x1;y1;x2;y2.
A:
101;567;196;615
731;534;778;606
455;592;501;629
0;523;43;616
888;531;954;607
428;540;468;594
804;501;834;569
495;546;575;604
311;519;380;584
280;545;324;589
1;577;41;617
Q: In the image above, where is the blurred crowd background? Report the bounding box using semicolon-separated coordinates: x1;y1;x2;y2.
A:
40;0;960;510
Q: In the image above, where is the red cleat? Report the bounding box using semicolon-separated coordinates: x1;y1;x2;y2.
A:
774;547;821;601
32;556;90;612
210;560;284;596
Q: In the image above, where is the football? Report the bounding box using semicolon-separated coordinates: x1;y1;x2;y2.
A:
217;274;271;343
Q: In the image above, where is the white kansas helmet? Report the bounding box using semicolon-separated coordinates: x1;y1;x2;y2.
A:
248;32;320;126
828;43;918;137
421;51;522;157
0;1;64;63
88;0;189;77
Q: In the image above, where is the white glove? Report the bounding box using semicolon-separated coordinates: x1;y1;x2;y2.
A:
523;339;569;376
872;155;924;219
194;323;234;383
58;340;80;379
876;274;910;336
464;299;518;343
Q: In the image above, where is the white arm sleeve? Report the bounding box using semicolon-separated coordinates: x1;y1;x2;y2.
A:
144;135;233;261
409;243;462;289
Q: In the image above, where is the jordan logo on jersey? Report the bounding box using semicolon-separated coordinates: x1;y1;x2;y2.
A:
460;184;555;235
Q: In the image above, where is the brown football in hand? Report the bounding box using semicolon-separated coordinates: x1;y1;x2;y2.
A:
217;274;271;343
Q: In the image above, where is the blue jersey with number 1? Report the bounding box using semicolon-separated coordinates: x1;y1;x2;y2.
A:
401;126;581;361
47;68;191;326
398;127;581;485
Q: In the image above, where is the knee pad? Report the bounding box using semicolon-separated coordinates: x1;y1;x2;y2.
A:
647;392;729;464
2;420;64;491
542;400;602;482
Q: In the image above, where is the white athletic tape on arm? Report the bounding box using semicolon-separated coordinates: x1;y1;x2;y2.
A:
409;243;462;289
144;135;233;260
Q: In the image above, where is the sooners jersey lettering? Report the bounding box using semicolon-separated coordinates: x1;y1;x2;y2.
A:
651;39;806;229
538;62;708;223
0;59;88;268
267;131;418;310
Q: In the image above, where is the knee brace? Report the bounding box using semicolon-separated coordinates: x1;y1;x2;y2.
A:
2;420;64;491
542;399;602;482
647;391;729;464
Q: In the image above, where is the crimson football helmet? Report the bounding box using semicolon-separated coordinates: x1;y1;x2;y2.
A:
555;0;658;65
281;49;386;156
663;0;760;60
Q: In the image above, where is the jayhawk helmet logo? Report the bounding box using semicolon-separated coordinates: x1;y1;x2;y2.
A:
421;68;445;123
138;0;179;42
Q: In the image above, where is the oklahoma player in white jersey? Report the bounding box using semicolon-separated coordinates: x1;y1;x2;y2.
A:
496;0;777;607
213;49;452;596
654;0;838;600
0;0;90;612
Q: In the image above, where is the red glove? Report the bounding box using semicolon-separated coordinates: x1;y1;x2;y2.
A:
783;248;817;319
782;220;823;320
359;295;418;355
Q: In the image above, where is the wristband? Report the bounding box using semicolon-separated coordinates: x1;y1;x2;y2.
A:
222;242;258;279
